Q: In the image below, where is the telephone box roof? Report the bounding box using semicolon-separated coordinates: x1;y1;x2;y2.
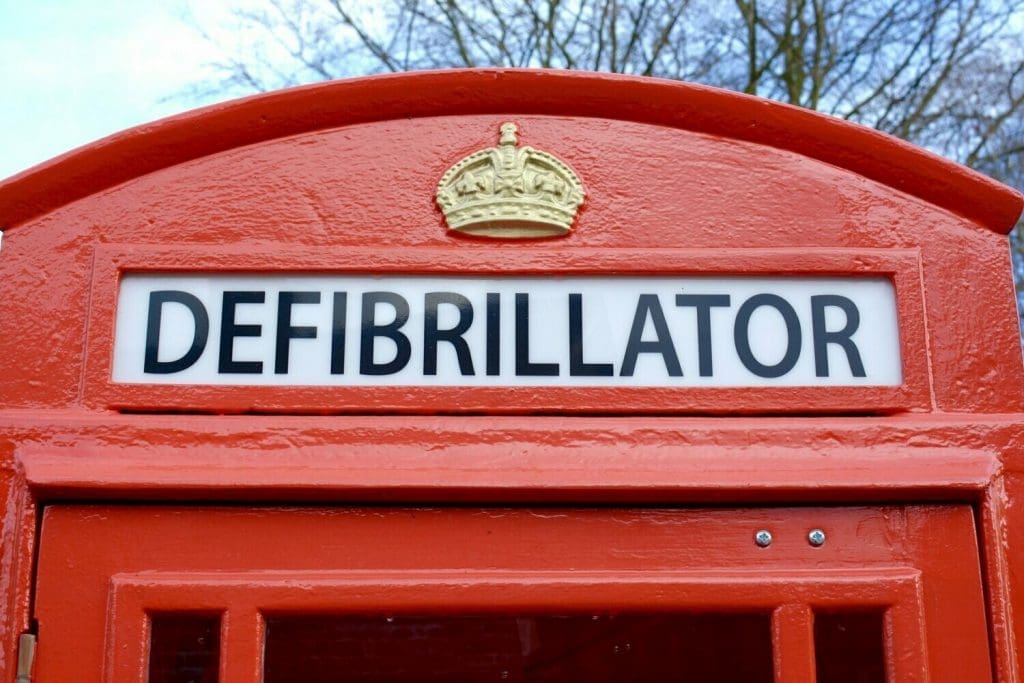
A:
1;68;1021;233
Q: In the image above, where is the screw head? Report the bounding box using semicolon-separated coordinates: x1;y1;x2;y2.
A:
754;530;773;547
808;528;826;547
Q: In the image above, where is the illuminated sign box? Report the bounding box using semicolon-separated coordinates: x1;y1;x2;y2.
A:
113;274;901;387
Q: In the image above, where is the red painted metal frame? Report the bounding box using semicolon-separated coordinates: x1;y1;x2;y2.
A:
33;504;990;683
6;418;1021;681
84;245;930;414
2;69;1023;683
12;416;1001;504
106;571;925;683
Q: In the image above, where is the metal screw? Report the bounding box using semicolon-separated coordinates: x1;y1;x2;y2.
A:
754;530;773;547
808;528;826;547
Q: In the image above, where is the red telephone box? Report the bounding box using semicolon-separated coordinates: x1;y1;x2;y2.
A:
1;70;1022;682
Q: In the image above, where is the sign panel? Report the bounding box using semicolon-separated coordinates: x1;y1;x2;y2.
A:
112;274;902;387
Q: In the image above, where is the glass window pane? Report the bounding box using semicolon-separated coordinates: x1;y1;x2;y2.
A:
148;614;220;683
814;611;886;683
264;613;773;683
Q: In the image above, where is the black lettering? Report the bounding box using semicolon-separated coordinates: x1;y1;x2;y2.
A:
218;291;265;374
330;292;347;375
620;294;682;377
144;290;209;374
734;294;801;378
569;293;613;376
359;292;411;375
676;294;731;377
515;293;559;376
811;295;866;377
274;291;320;374
486;293;500;376
424;292;475;375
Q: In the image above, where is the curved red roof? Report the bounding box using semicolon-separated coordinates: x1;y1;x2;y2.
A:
1;69;1021;233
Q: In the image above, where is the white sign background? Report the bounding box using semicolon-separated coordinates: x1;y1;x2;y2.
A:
113;274;902;387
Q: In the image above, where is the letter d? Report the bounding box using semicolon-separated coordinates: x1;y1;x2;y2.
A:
144;290;210;374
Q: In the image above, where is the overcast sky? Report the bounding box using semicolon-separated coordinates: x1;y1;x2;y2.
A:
0;0;232;180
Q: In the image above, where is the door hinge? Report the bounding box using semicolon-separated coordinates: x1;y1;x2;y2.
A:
16;633;35;683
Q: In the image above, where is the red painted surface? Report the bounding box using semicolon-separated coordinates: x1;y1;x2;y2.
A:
36;505;989;681
82;246;930;414
0;70;1022;681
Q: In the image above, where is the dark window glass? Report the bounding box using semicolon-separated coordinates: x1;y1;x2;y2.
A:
814;611;887;683
148;614;220;683
263;612;773;683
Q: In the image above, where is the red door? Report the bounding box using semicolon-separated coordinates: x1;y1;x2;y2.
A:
33;504;990;682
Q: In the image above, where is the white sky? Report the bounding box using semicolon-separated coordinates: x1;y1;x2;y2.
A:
0;0;233;180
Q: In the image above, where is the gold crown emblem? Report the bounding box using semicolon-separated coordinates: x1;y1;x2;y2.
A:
436;122;585;239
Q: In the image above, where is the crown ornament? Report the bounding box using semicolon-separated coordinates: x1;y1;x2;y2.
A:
436;123;585;239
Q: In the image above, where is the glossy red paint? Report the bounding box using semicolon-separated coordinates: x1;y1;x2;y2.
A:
36;505;989;682
82;245;930;414
0;70;1022;681
1;70;1019;234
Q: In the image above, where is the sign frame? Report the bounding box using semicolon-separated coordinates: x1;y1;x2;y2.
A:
84;244;930;414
